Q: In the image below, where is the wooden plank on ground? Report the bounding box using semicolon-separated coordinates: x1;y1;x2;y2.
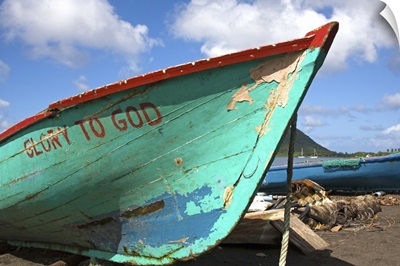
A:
223;209;283;245
244;208;285;221
271;214;329;254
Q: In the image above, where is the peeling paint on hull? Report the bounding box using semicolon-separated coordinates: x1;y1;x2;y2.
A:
0;23;338;265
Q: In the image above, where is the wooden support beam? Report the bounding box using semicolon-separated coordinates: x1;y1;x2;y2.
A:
271;214;329;254
223;209;284;245
224;209;329;255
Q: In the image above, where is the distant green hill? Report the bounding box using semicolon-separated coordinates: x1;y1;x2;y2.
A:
276;128;335;157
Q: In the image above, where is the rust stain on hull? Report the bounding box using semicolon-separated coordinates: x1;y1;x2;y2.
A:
121;200;165;218
77;217;114;229
75;200;165;230
174;157;183;166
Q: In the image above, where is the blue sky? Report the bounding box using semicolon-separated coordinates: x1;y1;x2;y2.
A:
0;0;399;154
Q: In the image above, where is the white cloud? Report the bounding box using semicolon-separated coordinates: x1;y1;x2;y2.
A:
308;122;400;153
299;105;336;116
170;0;395;72
383;123;400;136
300;102;380;120
0;98;11;132
0;99;10;108
0;0;162;70
353;104;371;113
0;120;11;131
381;92;400;110
360;124;385;131
299;104;354;117
301;115;327;132
73;75;91;91
0;60;10;83
367;123;400;151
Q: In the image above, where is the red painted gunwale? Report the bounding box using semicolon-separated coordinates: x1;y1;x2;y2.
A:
0;22;338;143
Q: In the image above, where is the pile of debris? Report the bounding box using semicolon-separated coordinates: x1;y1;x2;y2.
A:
376;195;400;206
227;179;392;254
226;180;395;254
289;179;382;231
250;179;385;231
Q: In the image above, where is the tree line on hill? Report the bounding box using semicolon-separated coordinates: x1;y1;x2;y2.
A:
276;129;396;158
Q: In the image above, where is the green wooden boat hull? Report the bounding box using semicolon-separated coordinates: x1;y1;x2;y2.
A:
0;23;338;265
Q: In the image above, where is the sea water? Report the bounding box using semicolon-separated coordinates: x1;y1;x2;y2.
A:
272;156;337;166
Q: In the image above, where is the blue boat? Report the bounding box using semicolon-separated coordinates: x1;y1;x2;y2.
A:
260;153;400;193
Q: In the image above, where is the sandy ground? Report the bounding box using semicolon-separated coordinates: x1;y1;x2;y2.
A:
1;194;399;266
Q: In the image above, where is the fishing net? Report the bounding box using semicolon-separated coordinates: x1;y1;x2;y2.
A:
322;158;363;172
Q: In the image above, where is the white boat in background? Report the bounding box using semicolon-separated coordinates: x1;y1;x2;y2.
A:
298;148;305;158
310;149;318;158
